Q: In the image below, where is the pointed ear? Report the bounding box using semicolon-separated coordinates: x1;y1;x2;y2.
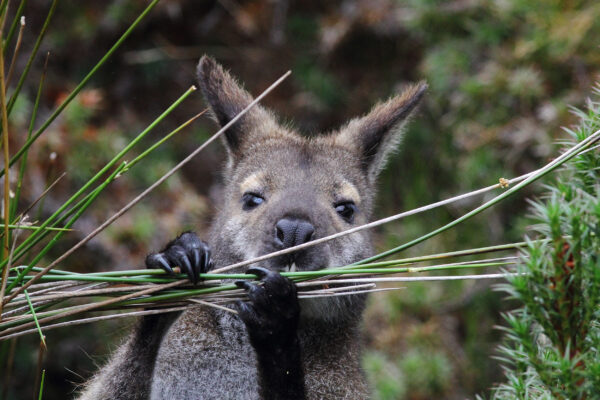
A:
196;55;281;157
335;82;427;181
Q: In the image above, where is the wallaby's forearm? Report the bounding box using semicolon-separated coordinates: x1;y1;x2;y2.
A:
255;337;306;400
235;267;306;400
77;312;179;400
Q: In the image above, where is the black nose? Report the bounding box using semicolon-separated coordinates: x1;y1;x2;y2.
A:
274;218;315;248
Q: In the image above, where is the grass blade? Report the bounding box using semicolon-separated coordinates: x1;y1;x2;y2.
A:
37;369;45;400
23;289;45;348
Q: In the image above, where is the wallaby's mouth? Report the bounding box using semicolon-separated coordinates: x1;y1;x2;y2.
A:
266;252;326;273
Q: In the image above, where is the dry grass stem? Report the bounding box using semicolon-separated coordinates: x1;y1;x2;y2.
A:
0;305;188;341
299;273;513;286
188;298;238;314
16;172;66;220
5;16;25;86
6;284;163;307
0;20;12;318
0;280;187;336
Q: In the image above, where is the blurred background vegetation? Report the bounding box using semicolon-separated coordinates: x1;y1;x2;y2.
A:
1;0;599;398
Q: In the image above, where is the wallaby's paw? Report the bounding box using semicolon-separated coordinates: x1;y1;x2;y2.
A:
145;232;213;284
235;267;300;348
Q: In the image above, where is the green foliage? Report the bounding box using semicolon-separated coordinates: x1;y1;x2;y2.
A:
400;348;453;396
364;352;406;400
295;58;344;108
491;92;600;399
365;347;452;400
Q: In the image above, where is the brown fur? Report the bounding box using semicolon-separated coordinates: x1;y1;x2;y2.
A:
77;56;426;400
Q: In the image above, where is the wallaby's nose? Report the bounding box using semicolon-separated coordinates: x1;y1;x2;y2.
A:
274;218;315;248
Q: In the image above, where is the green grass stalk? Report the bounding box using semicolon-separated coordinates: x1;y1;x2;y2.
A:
23;289;45;347
38;369;45;400
341;240;536;269
0;225;72;232
7;259;513;286
20;266;75;276
115;284;238;307
0;0;9;31
125;109;208;170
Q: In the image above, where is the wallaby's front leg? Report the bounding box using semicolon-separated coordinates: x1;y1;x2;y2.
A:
236;267;306;400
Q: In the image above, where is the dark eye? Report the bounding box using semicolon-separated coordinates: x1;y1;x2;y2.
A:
335;202;357;223
242;193;264;210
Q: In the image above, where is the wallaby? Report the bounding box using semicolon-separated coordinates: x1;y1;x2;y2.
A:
77;56;426;400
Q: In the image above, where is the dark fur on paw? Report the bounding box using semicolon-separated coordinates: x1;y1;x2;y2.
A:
145;232;213;284
235;267;300;350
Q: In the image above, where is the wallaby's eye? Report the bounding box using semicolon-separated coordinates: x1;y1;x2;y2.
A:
335;201;357;223
242;193;264;211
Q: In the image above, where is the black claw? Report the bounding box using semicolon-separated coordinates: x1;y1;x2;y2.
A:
193;267;201;285
181;255;195;284
158;257;174;274
159;257;175;274
192;248;201;269
201;250;209;273
234;280;247;289
235;280;260;295
246;266;271;279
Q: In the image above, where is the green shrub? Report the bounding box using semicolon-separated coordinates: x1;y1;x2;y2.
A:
490;92;600;399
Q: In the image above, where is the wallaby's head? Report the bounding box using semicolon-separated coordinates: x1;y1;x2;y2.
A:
198;56;425;317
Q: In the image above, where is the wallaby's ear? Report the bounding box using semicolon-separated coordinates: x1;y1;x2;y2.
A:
335;82;427;181
196;55;281;157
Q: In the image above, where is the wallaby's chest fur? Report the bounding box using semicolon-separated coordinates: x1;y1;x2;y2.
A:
76;56;425;400
151;307;368;399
